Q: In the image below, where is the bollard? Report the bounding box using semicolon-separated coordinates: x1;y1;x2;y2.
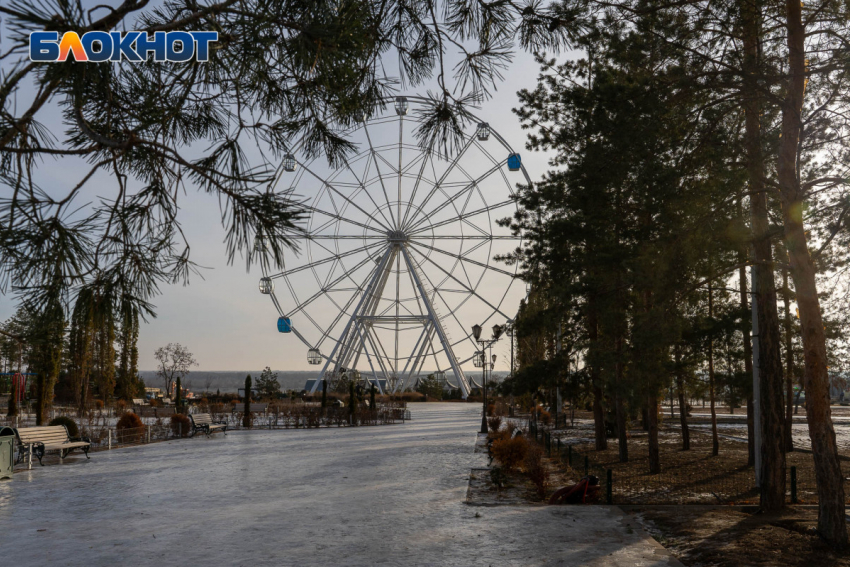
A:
178;423;182;438
791;466;797;504
584;455;589;477
606;469;613;504
108;429;112;450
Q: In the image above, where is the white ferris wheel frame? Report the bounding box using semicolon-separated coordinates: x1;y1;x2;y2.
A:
260;95;531;398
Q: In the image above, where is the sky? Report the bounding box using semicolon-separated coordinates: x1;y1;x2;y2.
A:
0;6;579;373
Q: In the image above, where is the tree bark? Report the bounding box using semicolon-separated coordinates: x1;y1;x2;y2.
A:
675;346;690;450
776;0;846;543
739;0;786;512
708;281;719;456
739;260;755;466
782;268;795;452
587;299;607;450
648;392;660;473
615;343;628;463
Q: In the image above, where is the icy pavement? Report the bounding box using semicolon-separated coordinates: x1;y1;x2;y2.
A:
0;403;680;567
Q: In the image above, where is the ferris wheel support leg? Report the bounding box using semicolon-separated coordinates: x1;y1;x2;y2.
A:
400;324;430;383
353;324;383;393
400;246;472;399
309;248;394;394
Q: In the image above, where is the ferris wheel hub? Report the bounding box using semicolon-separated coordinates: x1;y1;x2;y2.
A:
386;230;409;243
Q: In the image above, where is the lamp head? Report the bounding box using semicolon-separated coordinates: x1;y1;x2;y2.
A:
492;324;503;340
472;324;482;341
491;354;497;363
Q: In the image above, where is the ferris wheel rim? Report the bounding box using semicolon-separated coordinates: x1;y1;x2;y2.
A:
261;96;528;381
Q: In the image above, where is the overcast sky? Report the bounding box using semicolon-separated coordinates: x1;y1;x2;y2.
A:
0;10;578;372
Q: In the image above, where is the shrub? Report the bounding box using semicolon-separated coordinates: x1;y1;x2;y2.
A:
491;436;528;471
505;421;517;438
524;444;549;500
48;416;79;438
116;412;145;442
490;466;508;490
487;415;502;433
116;412;143;430
171;414;191;437
487;403;495;417
534;408;552;425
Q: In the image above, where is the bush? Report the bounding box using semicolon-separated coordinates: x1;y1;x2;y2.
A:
491;436;528;471
48;416;79;438
116;411;145;442
116;412;143;430
505;421;517;438
524;444;549;500
171;414;191;437
490;466;508;490
534;408;552;425
487;415;502;433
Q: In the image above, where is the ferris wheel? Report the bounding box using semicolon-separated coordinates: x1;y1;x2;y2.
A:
259;96;529;398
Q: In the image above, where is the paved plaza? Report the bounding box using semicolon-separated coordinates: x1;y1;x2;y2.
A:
0;403;680;566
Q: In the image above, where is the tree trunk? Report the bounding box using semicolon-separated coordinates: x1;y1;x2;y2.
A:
739;0;787;513
588;301;607;450
776;0;846;543
708;281;719;456
615;338;628;463
675;347;690;450
782;268;795;452
739;260;755;466
648;392;660;473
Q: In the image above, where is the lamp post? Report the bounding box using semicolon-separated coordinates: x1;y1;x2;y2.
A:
472;323;504;434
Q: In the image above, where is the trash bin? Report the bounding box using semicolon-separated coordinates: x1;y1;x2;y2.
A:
0;426;15;480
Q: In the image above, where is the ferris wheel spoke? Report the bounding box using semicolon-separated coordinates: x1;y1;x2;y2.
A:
405;249;481;351
288;248;387;317
341;155;396;230
267;241;382;280
400;143;433;229
408;239;515;278
299;161;392;232
362;122;398;228
406;244;512;320
302;203;384;235
406;159;506;234
402;136;475;232
408;199;515;235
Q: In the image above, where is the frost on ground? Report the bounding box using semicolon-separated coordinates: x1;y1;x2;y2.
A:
0;403;681;567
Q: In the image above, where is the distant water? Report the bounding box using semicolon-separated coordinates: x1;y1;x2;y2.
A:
138;370;507;393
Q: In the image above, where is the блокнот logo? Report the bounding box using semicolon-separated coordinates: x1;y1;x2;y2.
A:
30;31;218;62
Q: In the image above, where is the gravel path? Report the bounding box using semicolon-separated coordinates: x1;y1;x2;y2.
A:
0;403;680;566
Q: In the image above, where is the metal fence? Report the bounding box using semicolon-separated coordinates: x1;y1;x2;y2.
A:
529;424;827;505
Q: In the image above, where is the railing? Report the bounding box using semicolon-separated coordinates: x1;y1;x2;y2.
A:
528;422;826;505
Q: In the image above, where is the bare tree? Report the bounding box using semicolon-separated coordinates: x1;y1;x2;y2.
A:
154;343;198;397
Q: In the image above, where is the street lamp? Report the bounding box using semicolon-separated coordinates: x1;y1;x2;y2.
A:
472;323;504;434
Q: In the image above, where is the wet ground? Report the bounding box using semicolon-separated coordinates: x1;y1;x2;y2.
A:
0;403;680;566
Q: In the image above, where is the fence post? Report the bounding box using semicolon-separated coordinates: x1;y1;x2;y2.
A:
568;445;572;468
557;438;561;455
606;469;613;504
791;466;797;504
178;423;182;439
108;429;112;451
584;455;589;477
147;425;151;443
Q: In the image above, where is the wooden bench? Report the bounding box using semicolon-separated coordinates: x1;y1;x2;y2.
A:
15;426;91;468
189;413;227;437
